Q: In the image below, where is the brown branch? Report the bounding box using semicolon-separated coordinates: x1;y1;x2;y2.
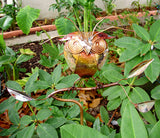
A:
47;82;119;98
51;95;83;125
107;108;118;126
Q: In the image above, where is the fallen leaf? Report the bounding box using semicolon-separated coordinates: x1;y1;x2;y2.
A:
89;98;103;108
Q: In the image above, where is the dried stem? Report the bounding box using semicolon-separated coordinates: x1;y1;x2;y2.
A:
92;26;134;40
47;82;119;98
119;84;134;105
91;17;105;37
51;95;83;125
107;108;118;126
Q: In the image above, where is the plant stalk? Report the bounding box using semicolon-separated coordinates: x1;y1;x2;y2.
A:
74;8;82;31
84;5;88;32
35;21;54;47
51;95;84;125
27;102;38;120
130;76;136;86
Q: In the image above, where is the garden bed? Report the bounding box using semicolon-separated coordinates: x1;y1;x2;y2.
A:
0;3;160;137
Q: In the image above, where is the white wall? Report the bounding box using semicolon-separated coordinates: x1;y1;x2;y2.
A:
3;0;154;19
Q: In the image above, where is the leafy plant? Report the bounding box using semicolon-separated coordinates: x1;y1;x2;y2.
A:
0;37;35;80
0;65;89;137
102;0;116;15
115;20;160;83
0;0;21;30
1;1;160;138
131;0;141;10
16;5;40;35
0;6;42;81
147;0;153;8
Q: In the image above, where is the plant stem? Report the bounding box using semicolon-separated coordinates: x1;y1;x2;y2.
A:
84;5;88;32
107;108;118;126
74;8;82;31
27;102;38;120
12;65;16;80
130;76;136;86
88;1;93;32
52;95;84;125
120;84;134;105
34;21;54;47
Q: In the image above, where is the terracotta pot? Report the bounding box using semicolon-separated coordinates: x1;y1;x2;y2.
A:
1;10;158;39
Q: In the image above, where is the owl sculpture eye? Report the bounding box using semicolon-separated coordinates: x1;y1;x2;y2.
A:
91;38;107;54
68;39;83;54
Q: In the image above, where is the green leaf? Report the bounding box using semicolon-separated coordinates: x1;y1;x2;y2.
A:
93;118;101;132
119;47;141;62
60;124;107;138
58;74;80;87
55;83;68;89
67;104;80;118
107;97;121;111
114;37;142;48
149;120;160;138
83;110;96;123
142;111;156;125
0;15;13;31
101;63;122;72
20;115;33;126
131;87;150;102
42;43;59;60
52;64;62;84
132;23;150;41
46;117;67;128
102;69;124;82
16;54;33;64
120;99;130;115
36;109;52;121
6;80;22;91
8;107;20;125
0;35;6;50
20;48;36;55
55;17;77;35
154;42;160;50
37;123;58;138
130;87;156;124
100;125;110;136
133;76;149;85
35;80;50;90
151;85;160;99
17;124;35;138
149;19;160;41
140;43;151;56
100;106;109;124
39;54;57;68
25;71;39;94
121;102;148;138
144;51;160;83
0;55;15;64
155;100;160;120
102;86;122;100
5;46;16;56
39;69;52;86
16;5;40;34
120;86;130;100
0;97;15;114
0;126;18;136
